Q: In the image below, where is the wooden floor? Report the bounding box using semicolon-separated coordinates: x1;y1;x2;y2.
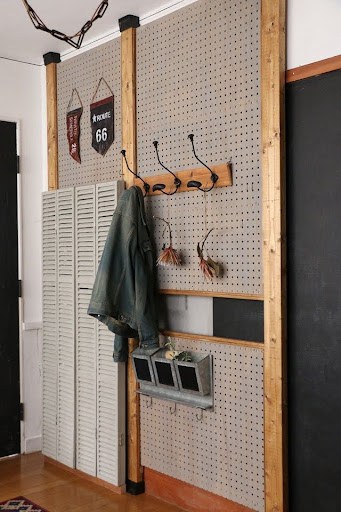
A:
0;453;184;512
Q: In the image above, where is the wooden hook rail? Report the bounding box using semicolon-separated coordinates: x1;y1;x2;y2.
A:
133;162;232;195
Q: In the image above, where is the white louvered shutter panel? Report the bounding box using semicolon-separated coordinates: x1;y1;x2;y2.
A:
75;186;97;476
56;189;75;468
96;181;126;486
42;192;57;459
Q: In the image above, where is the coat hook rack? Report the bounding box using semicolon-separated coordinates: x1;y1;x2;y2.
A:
121;149;150;196
186;134;219;192
152;141;181;195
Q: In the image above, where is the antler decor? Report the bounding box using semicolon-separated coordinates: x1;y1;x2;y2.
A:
21;0;108;49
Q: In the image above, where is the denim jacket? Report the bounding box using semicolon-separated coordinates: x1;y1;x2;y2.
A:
87;185;159;362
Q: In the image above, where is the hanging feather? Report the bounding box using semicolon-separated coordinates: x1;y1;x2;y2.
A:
157;244;181;266
154;216;181;267
197;228;221;281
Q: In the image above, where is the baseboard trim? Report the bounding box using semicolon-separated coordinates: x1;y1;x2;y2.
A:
144;467;256;512
44;456;126;494
25;436;42;454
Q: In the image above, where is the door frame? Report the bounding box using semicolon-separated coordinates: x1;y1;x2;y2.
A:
0;117;24;455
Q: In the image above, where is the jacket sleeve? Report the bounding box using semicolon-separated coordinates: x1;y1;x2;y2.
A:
113;334;129;362
133;237;160;349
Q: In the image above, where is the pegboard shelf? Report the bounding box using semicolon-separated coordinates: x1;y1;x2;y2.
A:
133;162;232;196
161;330;264;350
137;385;213;410
159;289;264;300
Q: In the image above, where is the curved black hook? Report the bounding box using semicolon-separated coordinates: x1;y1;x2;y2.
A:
186;134;219;192
152;141;181;196
121;149;150;196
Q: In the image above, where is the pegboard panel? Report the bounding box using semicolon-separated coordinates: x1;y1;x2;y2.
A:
137;0;261;295
57;38;121;188
141;338;264;511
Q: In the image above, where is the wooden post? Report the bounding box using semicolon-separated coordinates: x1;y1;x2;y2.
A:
261;1;287;511
43;52;60;191
119;14;144;494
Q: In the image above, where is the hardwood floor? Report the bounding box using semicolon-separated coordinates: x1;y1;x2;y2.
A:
0;453;184;511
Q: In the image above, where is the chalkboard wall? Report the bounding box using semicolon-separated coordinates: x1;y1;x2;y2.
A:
287;70;341;512
213;298;264;342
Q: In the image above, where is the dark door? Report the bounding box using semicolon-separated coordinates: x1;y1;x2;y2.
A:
0;121;20;457
287;71;341;511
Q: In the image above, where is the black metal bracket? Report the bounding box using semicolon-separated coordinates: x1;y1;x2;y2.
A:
18;280;22;298
126;479;145;495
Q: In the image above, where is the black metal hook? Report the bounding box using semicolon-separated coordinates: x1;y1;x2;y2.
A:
121;149;150;196
186;134;219;192
152;141;181;195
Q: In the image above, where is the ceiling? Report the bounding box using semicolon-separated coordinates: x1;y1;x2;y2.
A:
0;0;189;65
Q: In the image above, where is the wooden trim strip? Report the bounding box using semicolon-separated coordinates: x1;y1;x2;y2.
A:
162;330;264;350
261;1;287;511
159;289;264;300
121;27;137;189
145;467;256;512
45;62;59;190
134;162;232;195
286;54;341;83
121;25;143;486
44;456;125;494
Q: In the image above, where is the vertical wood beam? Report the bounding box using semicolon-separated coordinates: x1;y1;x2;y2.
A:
43;52;60;191
119;14;144;493
261;1;287;512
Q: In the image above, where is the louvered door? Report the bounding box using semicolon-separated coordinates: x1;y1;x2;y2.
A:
75;186;97;476
56;189;75;467
43;181;125;485
42;192;58;459
96;182;125;486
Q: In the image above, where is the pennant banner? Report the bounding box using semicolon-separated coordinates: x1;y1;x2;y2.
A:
66;107;82;163
90;96;114;156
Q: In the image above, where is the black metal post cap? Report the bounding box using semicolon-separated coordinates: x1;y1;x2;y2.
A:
43;52;61;65
119;15;140;32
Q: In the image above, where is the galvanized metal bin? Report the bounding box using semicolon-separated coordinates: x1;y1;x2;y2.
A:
131;347;160;385
174;353;211;396
151;348;179;389
133;347;213;409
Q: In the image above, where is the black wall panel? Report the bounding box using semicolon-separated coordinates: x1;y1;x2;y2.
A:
287;70;341;512
0;121;20;457
213;298;264;342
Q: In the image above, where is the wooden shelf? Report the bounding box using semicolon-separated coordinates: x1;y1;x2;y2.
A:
133;162;232;196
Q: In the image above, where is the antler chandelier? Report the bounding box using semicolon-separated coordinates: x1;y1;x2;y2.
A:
21;0;109;49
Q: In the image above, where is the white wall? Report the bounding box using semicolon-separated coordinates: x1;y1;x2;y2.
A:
287;0;341;69
0;57;45;453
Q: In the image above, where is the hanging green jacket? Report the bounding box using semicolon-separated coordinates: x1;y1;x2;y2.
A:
88;185;159;362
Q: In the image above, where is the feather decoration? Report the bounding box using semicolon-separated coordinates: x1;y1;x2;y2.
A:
154;216;181;267
197;228;221;281
157;244;181;266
